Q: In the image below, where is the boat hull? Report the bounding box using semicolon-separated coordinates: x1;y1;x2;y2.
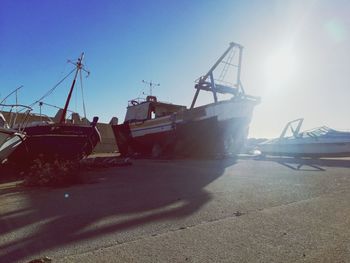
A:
9;123;101;165
0;128;26;164
259;141;350;158
113;99;257;157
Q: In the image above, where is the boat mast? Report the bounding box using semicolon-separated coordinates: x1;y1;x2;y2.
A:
59;53;84;124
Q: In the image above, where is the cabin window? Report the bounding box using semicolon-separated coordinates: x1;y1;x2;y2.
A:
151;111;156;119
149;106;156;119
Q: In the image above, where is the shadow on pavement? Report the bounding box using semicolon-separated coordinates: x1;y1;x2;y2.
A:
0;157;236;262
276;161;325;171
253;156;350;171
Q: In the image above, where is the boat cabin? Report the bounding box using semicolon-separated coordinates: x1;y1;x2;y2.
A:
124;96;186;123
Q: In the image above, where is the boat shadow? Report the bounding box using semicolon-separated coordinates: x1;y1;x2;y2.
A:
254;156;350;171
276;160;326;171
0;157;236;262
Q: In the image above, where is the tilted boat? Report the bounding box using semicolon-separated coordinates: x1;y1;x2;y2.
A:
8;53;101;166
112;42;260;157
258;118;350;158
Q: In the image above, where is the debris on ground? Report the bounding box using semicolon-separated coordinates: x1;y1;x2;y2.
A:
80;156;132;168
234;211;244;217
30;156;131;186
2;155;132;187
28;256;52;263
23;158;81;187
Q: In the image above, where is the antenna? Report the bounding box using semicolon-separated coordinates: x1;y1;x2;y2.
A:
142;80;160;96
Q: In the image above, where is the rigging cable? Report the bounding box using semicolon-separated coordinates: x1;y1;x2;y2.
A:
218;48;236;82
27;67;76;109
79;69;87;119
39;102;75;113
0;85;23;105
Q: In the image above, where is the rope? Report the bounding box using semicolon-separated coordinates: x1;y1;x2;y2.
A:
27;68;76;109
218;48;236;82
75;74;78;113
0;86;23;104
40;102;66;111
79;70;87;119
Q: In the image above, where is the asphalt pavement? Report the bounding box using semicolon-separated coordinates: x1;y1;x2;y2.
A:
1;157;350;262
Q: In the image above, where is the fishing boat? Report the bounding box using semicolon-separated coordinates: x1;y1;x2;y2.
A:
0;104;31;165
112;42;260;157
8;53;101;166
258;118;350;158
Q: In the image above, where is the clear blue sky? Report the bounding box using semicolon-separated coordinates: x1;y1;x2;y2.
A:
1;0;349;138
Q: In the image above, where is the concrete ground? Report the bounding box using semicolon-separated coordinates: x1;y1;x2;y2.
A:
1;157;350;262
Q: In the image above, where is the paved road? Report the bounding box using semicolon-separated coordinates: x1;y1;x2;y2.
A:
1;157;350;262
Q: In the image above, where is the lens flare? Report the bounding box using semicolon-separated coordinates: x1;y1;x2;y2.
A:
264;47;297;89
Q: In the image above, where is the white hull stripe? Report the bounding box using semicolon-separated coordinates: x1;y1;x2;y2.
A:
131;121;173;132
29;134;87;138
132;124;173;137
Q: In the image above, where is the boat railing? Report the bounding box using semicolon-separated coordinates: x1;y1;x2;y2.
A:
304;126;332;137
306;131;318;139
0;104;33;132
28;112;54;123
128;97;148;107
279;118;304;139
127;96;178;108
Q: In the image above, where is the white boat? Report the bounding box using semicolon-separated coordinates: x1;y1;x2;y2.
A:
0;105;30;164
259;118;350;158
112;42;260;157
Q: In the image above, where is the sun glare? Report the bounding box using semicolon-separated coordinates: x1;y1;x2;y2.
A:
264;47;297;89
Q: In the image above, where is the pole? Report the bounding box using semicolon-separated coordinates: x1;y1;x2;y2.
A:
59;53;84;124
